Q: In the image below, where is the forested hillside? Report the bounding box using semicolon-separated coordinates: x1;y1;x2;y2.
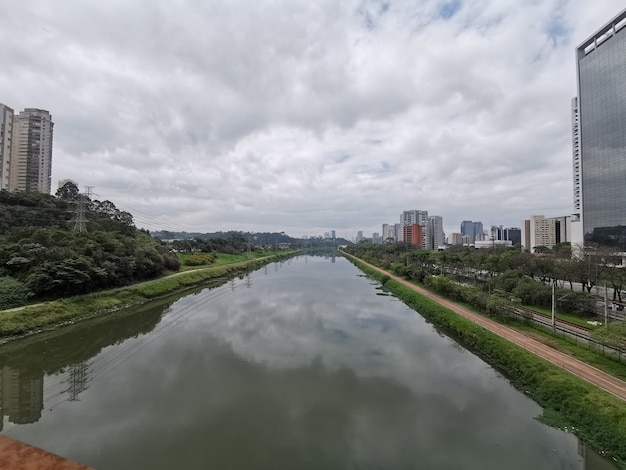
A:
0;183;180;308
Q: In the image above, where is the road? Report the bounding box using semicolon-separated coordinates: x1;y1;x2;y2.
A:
348;254;626;402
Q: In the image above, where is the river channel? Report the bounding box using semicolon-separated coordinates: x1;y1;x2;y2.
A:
0;254;618;469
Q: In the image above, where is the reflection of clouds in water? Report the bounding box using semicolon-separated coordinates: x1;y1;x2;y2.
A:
22;338;569;470
176;259;525;422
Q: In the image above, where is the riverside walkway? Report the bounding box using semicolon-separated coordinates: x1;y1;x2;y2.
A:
346;253;626;402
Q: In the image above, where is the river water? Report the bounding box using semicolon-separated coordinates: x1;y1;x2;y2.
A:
0;254;618;469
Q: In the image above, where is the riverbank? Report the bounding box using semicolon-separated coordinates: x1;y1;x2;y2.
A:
0;250;300;343
345;254;626;468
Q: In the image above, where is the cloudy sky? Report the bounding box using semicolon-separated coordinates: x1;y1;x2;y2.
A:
1;1;623;239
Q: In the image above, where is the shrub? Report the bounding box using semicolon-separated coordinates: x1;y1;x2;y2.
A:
0;276;32;309
184;253;217;266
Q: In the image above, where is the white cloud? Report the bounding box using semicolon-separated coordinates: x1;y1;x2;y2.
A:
1;0;624;238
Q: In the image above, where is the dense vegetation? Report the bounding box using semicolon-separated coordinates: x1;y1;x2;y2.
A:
345;241;624;313
0;184;180;308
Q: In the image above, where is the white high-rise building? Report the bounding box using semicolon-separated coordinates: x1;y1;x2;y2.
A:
428;215;445;250
0;104;14;190
382;223;396;242
529;215;556;253
9;108;54;193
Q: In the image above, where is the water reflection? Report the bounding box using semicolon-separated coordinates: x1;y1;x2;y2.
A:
0;298;173;427
0;366;43;429
0;255;619;469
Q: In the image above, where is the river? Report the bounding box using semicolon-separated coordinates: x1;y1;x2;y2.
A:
0;254;618;469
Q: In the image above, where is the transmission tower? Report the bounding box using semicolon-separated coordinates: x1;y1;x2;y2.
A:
72;186;93;233
65;362;89;401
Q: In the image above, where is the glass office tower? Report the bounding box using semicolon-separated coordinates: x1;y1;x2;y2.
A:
575;9;626;248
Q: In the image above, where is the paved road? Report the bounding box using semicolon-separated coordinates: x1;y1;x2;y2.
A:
348;254;626;402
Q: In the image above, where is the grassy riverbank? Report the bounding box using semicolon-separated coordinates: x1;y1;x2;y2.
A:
351;258;626;468
0;250;299;341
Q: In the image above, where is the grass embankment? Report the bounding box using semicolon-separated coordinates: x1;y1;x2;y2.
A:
352;259;626;468
0;250;299;341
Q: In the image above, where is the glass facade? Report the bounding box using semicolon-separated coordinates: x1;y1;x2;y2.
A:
578;10;626;248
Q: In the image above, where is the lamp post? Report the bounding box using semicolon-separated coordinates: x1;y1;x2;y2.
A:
552;280;556;333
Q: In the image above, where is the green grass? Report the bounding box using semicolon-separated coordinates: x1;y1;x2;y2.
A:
176;249;279;271
349;257;626;468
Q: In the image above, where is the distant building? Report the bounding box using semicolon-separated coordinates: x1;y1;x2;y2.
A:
9;108;54;193
450;232;463;245
528;215;556;253
461;220;483;244
490;225;504;241
356;231;364;243
503;227;521;246
474;240;513;249
401;210;428;247
428;215;445;250
394;223;401;242
382;223;395;242
0;104;14;190
403;224;423;247
548;216;572;244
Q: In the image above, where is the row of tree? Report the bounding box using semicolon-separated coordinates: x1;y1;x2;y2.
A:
345;242;624;316
0;183;180;309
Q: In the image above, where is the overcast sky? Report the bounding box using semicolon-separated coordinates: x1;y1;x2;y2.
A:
1;1;623;239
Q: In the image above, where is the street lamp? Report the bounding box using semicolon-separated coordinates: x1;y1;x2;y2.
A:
551;280;571;333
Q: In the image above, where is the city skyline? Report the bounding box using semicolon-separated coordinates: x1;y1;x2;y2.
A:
1;1;624;238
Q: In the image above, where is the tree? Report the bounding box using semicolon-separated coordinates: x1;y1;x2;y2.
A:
55;181;80;200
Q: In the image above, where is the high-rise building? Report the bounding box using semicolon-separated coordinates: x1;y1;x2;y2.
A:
490;225;504;241
548;216;572;245
428;215;445;250
0;104;14;190
573;9;626;249
460;220;483;245
525;215;556;253
9;108;54;193
403;224;423;247
382;223;396;242
394;223;401;242
503;227;521;246
400;210;428;246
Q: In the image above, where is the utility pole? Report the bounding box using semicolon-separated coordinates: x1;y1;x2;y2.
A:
605;283;609;327
552;280;556;333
